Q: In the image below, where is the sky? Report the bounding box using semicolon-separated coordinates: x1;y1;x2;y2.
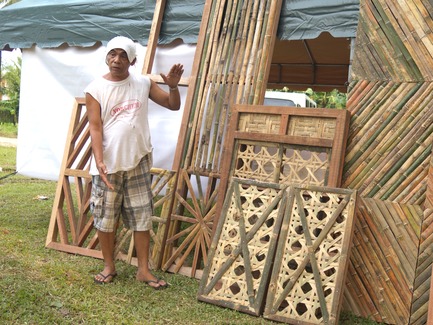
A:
1;49;21;65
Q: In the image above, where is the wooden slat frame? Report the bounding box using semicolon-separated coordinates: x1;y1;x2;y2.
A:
45;98;176;269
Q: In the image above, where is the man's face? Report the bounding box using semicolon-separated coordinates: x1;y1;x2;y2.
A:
106;48;131;78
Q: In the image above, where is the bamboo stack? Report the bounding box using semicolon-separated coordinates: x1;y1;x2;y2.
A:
182;0;282;174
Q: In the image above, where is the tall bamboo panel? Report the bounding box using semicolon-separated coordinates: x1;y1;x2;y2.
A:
345;0;433;323
162;0;283;277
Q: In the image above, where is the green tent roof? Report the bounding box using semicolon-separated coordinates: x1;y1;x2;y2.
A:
0;0;359;50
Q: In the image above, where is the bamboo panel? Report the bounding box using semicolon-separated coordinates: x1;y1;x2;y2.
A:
343;80;433;205
164;0;283;278
198;178;287;316
342;197;424;324
183;0;283;174
263;185;357;325
46;98;176;269
351;0;433;81
413;208;433;325
231;140;330;186
161;169;217;277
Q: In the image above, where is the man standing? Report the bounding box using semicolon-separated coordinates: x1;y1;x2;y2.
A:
85;36;183;288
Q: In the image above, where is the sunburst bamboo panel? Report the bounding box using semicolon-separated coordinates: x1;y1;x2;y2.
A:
264;185;357;325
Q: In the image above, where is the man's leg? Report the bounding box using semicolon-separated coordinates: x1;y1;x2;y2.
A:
94;229;117;283
134;230;167;288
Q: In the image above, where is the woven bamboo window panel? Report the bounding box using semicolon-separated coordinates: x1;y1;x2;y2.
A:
45;98;176;268
263;185;357;324
198;178;288;316
233;140;330;185
221;104;349;189
217;104;350;227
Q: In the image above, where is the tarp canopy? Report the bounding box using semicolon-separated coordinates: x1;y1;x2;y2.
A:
0;0;359;49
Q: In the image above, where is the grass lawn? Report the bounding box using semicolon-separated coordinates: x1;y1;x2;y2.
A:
0;123;18;138
0;145;382;324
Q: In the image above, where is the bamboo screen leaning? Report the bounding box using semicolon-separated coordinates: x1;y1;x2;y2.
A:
198;178;357;324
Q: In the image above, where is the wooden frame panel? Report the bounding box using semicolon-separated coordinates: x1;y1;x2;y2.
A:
45;98;176;268
217;104;350;229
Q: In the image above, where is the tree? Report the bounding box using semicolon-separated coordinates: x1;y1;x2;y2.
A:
1;56;21;122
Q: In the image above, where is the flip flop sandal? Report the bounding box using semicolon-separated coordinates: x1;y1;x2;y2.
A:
145;278;169;290
94;272;117;284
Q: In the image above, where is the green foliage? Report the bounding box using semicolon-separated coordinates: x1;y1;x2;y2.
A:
269;87;347;109
1;56;21;120
306;88;347;109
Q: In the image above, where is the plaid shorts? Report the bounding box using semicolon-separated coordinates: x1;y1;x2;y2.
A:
90;154;153;232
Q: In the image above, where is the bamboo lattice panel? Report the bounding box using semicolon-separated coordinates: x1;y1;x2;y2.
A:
342;198;424;324
198;178;287;316
264;186;357;325
46;98;176;268
232;141;330;186
216;104;350;229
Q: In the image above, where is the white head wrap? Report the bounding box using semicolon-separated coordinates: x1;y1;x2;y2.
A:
105;36;137;63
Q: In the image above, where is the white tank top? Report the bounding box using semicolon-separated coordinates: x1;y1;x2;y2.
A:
85;74;152;175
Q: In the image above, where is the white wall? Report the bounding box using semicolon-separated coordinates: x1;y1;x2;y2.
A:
16;42;195;180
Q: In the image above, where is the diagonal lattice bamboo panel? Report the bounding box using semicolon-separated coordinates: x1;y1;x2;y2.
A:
198;178;287;316
45;98;176;268
263;185;357;325
342;198;424;324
